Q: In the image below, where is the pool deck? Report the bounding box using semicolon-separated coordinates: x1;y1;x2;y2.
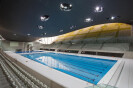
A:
4;51;133;88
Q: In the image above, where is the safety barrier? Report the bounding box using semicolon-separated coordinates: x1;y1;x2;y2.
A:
0;49;50;88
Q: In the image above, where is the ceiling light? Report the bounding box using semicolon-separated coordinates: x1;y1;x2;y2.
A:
85;18;93;22
110;16;115;20
60;3;72;11
27;34;31;36
70;25;76;29
94;6;103;12
40;15;49;21
59;30;63;32
41;33;47;36
13;34;16;36
38;25;44;29
107;16;120;20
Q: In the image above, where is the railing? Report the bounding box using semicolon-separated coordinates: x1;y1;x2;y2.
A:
0;59;22;88
0;49;50;88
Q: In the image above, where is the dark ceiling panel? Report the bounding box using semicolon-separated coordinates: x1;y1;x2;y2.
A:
0;0;133;41
0;27;39;42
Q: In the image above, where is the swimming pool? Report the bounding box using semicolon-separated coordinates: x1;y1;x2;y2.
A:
21;52;117;84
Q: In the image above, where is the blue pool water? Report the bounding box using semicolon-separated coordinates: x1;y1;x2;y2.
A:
16;51;43;53
21;52;117;84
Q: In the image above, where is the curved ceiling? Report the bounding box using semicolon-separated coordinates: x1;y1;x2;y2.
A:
0;0;133;41
54;23;132;43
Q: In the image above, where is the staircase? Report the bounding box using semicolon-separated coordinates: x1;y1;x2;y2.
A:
0;66;12;88
0;50;49;88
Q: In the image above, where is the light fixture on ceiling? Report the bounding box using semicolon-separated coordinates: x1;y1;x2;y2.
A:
94;6;103;12
13;34;16;36
59;30;63;32
85;18;93;22
60;3;72;11
41;33;47;36
40;15;49;21
38;25;44;29
106;16;120;20
110;16;115;20
70;25;76;29
27;34;31;36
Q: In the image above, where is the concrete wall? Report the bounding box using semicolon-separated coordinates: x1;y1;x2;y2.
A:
123;52;133;59
32;42;43;50
0;40;43;51
1;40;25;51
